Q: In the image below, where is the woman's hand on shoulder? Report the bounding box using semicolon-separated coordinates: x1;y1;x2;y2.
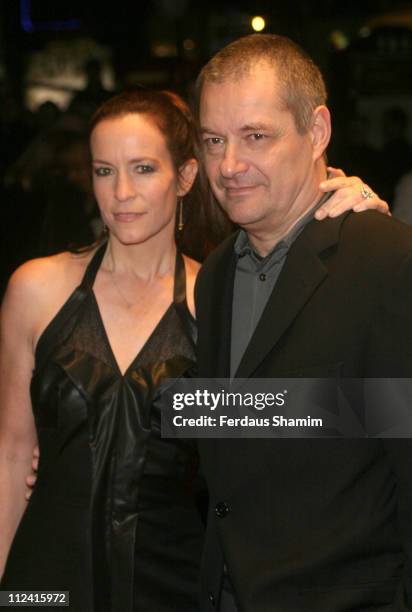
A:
315;167;389;220
183;256;201;319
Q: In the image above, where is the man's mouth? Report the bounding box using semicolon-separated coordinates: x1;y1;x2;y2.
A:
225;185;257;199
225;185;258;197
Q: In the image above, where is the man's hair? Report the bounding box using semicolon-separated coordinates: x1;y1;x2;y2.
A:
195;34;327;134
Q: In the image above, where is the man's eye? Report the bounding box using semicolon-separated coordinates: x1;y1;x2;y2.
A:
94;167;112;177
136;165;154;173
204;137;224;147
249;133;265;141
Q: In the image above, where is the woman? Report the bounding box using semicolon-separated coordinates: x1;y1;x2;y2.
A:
0;90;202;612
0;89;387;611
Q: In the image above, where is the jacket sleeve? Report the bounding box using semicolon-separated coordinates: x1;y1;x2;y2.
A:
368;251;412;609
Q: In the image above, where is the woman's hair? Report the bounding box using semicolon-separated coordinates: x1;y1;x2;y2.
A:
91;89;194;179
89;89;233;260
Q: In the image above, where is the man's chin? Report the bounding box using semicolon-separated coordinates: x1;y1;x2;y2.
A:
222;202;264;228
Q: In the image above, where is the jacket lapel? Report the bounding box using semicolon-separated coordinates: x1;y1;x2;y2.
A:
235;215;346;378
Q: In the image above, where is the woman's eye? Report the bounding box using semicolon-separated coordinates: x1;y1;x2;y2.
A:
94;167;112;177
136;165;154;173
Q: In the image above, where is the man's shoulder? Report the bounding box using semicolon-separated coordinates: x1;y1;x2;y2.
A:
315;211;412;293
305;210;412;260
341;210;412;259
343;208;412;233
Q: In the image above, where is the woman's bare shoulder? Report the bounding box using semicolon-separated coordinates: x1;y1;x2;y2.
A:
6;251;91;301
2;251;94;346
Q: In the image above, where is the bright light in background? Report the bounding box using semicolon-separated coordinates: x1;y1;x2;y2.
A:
251;16;265;32
330;30;349;50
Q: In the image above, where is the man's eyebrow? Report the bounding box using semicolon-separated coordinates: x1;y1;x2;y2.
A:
200;123;273;135
199;126;219;134
240;123;272;132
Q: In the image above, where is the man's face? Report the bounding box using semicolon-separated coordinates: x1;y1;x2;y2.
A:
199;63;320;238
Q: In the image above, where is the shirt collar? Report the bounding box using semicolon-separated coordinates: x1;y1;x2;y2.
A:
234;189;333;270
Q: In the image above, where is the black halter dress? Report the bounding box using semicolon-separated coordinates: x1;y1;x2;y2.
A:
2;244;204;611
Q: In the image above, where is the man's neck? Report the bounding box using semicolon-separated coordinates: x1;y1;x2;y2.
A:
247;166;327;257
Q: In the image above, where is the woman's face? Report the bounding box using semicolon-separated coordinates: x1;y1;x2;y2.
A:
91;113;196;247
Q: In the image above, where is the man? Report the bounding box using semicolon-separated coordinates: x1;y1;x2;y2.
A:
194;34;412;611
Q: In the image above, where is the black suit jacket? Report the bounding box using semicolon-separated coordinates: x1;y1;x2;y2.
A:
195;211;412;612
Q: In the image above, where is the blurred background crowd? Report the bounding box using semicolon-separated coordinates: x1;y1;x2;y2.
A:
1;0;412;296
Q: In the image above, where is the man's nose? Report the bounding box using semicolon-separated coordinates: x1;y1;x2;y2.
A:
114;170;136;201
219;144;248;178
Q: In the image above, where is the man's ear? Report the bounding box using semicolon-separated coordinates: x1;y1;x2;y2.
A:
177;158;198;196
310;106;331;161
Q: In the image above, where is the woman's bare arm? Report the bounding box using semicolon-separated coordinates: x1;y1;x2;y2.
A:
0;264;41;577
9;253;90;510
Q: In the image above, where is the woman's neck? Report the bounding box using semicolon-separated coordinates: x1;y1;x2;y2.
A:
102;234;177;281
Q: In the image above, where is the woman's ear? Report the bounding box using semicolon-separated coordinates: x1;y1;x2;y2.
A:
177;158;198;196
310;105;331;161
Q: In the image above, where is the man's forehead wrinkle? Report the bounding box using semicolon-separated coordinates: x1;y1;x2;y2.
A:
201;95;281;130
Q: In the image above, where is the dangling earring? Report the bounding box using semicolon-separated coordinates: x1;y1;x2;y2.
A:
178;198;184;232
